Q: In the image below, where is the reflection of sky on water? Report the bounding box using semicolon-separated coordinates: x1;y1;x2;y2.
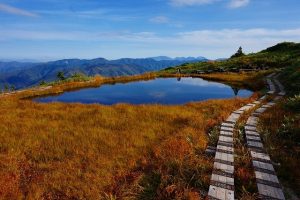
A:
149;92;167;98
176;78;227;88
34;77;253;105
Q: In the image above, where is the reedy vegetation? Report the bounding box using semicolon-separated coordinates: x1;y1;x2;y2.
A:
0;71;260;199
0;94;254;199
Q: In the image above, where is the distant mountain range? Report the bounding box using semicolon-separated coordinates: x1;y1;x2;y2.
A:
149;56;207;61
0;56;208;89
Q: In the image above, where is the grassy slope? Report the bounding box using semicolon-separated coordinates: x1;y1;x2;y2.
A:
161;42;300;74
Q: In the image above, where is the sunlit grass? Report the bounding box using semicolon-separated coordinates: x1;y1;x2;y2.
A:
0;72;261;199
0;93;254;199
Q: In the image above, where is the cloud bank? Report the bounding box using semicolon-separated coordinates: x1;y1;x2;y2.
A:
0;28;299;58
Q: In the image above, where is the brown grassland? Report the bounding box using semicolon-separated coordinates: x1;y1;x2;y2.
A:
0;73;263;199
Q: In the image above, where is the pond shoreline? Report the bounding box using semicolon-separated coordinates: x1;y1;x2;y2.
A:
2;71;268;101
32;77;254;105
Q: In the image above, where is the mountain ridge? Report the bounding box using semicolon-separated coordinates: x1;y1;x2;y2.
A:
0;56;208;89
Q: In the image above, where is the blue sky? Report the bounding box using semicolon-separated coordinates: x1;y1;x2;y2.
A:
0;0;300;60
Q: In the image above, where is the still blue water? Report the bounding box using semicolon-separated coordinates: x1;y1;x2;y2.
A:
34;77;252;105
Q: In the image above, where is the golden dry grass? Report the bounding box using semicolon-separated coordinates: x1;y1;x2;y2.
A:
0;94;254;199
0;72;262;199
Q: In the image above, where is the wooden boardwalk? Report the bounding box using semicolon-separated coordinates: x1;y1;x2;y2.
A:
244;74;286;200
207;73;286;199
207;100;258;200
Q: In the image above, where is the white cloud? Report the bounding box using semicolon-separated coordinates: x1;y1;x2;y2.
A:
0;3;38;17
0;28;299;59
170;0;220;6
169;0;250;8
150;16;169;24
228;0;250;8
180;78;227;88
36;9;136;22
170;28;300;58
0;30;158;41
1;28;300;44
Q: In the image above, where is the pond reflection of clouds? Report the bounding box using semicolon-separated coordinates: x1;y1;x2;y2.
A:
149;92;166;98
178;78;227;88
35;77;252;105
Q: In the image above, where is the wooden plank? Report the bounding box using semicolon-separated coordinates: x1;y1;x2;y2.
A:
255;171;279;184
257;184;285;200
273;79;286;96
266;102;276;106
211;174;234;186
219;136;233;143
262;104;272;108
252;113;261;117
247;141;263;148
215;152;234;163
253;160;275;172
253;101;261;104
255;107;267;113
221;122;235;128
245;130;260;137
208;185;234;200
238;105;253;112
259;95;267;100
245;126;257;131
220;131;233;137
246;135;261;141
246;116;258;126
221;126;234;132
217;145;234;153
214;162;234;174
267;91;275;94
226;113;240;123
267;79;276;92
250;151;271;161
218;141;233;147
233;110;244;114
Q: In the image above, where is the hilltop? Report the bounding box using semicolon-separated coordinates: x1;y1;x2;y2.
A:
162;42;300;75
